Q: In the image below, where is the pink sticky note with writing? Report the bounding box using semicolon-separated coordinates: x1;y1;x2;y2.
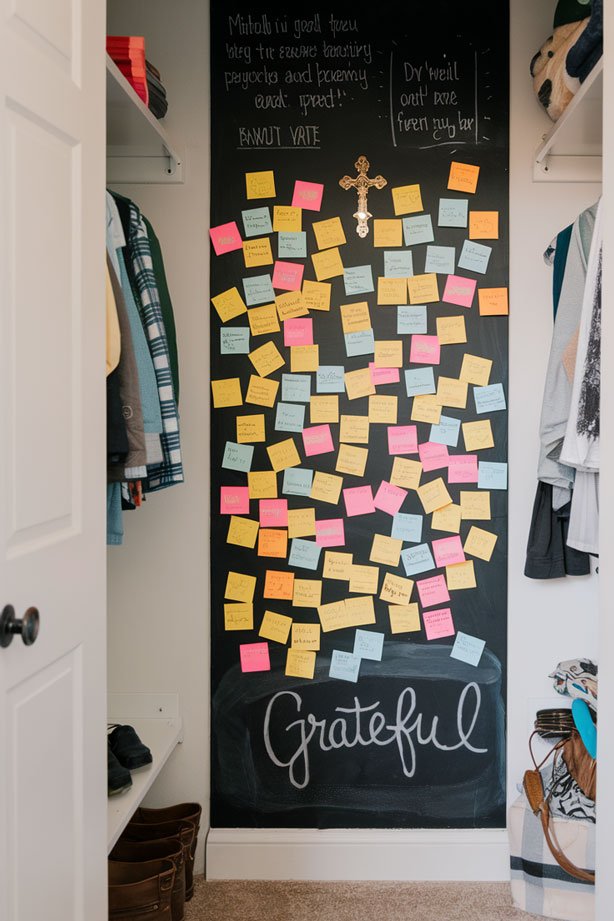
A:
302;424;334;456
369;363;401;386
220;486;250;515
209;221;242;256
443;274;477;308
418;442;450;472
417;574;450;608
373;481;408;516
259;498;289;528
410;335;441;365
423;608;455;640
315;518;345;547
447;454;479;483
388;425;418;456
292;180;324;211
272;260;305;291
284;318;313;347
344;485;375;517
432;535;466;568
240;641;271;673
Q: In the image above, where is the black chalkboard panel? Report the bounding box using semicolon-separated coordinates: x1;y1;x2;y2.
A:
210;0;509;829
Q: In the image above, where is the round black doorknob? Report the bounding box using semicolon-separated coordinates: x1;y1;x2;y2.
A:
0;605;40;648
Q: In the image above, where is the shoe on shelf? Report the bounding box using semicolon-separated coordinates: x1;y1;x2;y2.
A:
108;743;132;797
108;857;175;921
111;836;186;921
127;804;202;901
108;724;153;770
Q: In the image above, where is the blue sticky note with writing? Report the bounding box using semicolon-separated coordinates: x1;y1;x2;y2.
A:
243;274;275;306
317;366;345;393
405;367;435;396
438;198;468;228
398;305;427;335
275;402;305;433
474;383;506;414
384;250;414;278
282;374;311;403
345;329;375;357
353;629;384;662
458;240;492;275
329;649;361;683
289;538;322;571
403;214;434;246
391;512;423;543
282;467;313;497
222;441;254;473
220;327;250;355
278;231;307;259
242;207;272;238
478;462;508;490
450;632;486;667
430;415;461;447
401;543;435;576
343;265;374;295
424;245;456;275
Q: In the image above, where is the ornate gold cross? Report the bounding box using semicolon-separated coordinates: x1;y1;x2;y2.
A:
339;155;387;238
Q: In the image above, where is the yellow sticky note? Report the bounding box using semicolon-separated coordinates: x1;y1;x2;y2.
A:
389;604;421;634
368;394;398;423
349;564;380;594
469;211;499;240
257;528;288;558
313;216;346;250
431;503;462;533
246;170;276;199
411;394;442;424
373;219;402;247
418;477;452;513
479;287;509;316
273;205;301;232
460;353;493;386
267;437;301;472
344;595;376;627
336;443;368;477
276;290;308;320
248;470;277;499
211;287;247;323
377;277;408;306
249;340;285;378
248;303;280;336
323;550;353;580
448;161;480;194
302;279;331;311
390;457;422;490
225;571;257;603
462;419;494;451
340;414;370;445
293;579;322;608
345;367;376;401
436;377;468;409
246;375;279;408
259;609;292;644
446;560;477;591
224;602;254;631
290;345;319;373
312;247;344;281
318;599;350;632
264;569;294;600
380;573;414;605
243;237;273;268
437;315;467;345
211;378;243;408
285;648;316;678
340;301;371;333
291;623;321;650
375;340;403;368
236;413;266;444
392;184;423;216
227;515;259;549
310;471;343;505
370;534;402;567
310;394;339;424
460;491;491;520
408;273;439;304
287;507;316;539
464;525;498;561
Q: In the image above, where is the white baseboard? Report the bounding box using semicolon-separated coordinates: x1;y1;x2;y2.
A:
206;828;510;881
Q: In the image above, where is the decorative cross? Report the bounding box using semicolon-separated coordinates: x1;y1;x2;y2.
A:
339;155;387;238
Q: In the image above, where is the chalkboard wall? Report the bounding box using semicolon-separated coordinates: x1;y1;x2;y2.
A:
210;0;509;829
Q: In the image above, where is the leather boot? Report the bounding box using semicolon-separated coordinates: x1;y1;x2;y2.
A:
129;804;201;900
108;857;175;920
110;837;186;921
122;821;195;903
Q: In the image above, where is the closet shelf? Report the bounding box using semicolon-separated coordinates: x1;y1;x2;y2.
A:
107;693;183;852
106;54;184;184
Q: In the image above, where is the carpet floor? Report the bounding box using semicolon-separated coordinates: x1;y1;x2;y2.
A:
186;879;543;921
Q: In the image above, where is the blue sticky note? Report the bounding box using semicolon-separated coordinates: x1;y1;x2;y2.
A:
438;198;468;228
384;250;414;278
275;402;305;433
243;274;275;306
391;512;423;543
282;374;311;403
424;245;456;275
403;214;434;246
220;327;250;354
429;415;461;447
289;538;322;571
353;629;384;662
405;367;436;396
329;649;361;683
401;543;435;577
343;265;374;295
458;240;492;275
474;383;506;414
398;306;427;335
450;632;486;667
222;441;254;473
317;366;345;393
345;329;375;357
242;207;272;238
478;462;508;490
282;468;313;497
278;231;307;259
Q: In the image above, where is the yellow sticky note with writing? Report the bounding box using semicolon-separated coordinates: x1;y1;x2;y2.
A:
312;247;344;281
469;211;499;240
411;395;442;424
368;394;398;423
243;237;273;268
345;367;376;401
380;572;414;605
246;170;276;199
302;279;331;311
287;507;316;538
336;443;368;477
259;610;292;644
258;528;288;558
285;648;316;678
448;161;480;194
390;457;422;490
418;477;452;513
446;560;477;591
224;602;253;631
375;340;403;367
462;419;494;451
431;503;462;533
370;534;402;567
291;623;321;650
276;290;308;320
273;205;301;232
464;525;498;560
313;216;346;250
211;378;243;408
291;344;319;372
341;301;371;333
225;570;257;603
249;340;285;377
236;413;266;443
310;394;339;424
378;277;408;305
373;219;402;247
437;315;467;345
323;550;353;580
293;579;322;608
248;303;280;336
310;471;343;505
247;470;277;499
408;273;439;304
392;184;423;216
479;288;509;316
212;287;247;323
267;437;301;472
246;374;279;408
436;377;468;409
460;353;492;386
460;491;491;520
349;564;380;594
339;414;369;444
227;515;259;549
389;604;421;634
318;599;350;632
344;595;376;627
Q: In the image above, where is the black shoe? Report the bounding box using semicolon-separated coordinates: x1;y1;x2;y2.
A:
108;742;132;796
109;724;153;770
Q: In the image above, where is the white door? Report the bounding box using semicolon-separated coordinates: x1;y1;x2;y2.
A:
0;3;107;921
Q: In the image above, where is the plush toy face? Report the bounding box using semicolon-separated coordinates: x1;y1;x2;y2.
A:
531;19;589;120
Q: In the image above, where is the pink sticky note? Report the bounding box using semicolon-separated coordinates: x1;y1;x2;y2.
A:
432;535;466;568
373;481;408;516
259;498;289;528
272;260;305;291
302;424;334;457
344;485;375;517
315;518;345;547
447;454;479;483
388;425;419;456
410;335;441;365
419;442;450;472
292;180;324;211
369;363;401;386
220;486;250;515
209;221;242;256
240;641;271;673
423;608;455;640
284;318;313;347
443;274;477;308
417;574;450;608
